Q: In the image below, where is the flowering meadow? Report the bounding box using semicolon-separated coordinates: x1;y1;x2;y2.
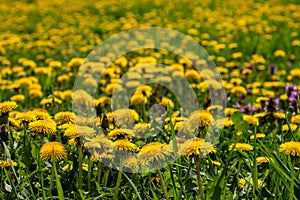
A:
1;0;300;199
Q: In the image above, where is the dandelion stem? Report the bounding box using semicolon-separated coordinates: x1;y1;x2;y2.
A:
87;157;92;191
253;126;258;195
78;145;83;190
49;161;55;197
158;169;169;200
113;162;124;200
97;162;102;184
290;157;295;200
103;167;109;187
195;157;205;200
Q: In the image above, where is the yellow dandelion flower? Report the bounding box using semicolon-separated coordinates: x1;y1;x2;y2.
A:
212;160;221;166
238;178;246;188
280;141;300;157
254;112;269;118
182;138;214;157
40;142;67;162
84;135;113;150
16;111;36;124
28;119;56;135
236;131;243;136
273;112;286;119
95;96;111;107
185;69;201;81
94;151;115;161
225;108;239;115
160;97;174;108
62;163;73;171
0;160;17;168
124;156;139;171
10;95;25;102
274;50;286;57
282;124;297;131
229;143;253;151
250;133;266;140
256;156;270;163
113;139;139;152
291;115;300;124
133;123;151;138
249;178;264;188
40;97;62;105
32;109;52;120
112;109;139;127
188;110;213;130
0;101;18;115
243;115;259;126
138;142;171;166
54;111;75;125
107;128;134;141
231;86;247;95
290;69;300;79
82;163;89;171
130;93;147;105
29;89;43;98
64;125;96;139
223;117;234;127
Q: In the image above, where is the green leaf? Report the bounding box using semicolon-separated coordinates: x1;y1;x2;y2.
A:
231;111;249;132
53;162;65;200
123;173;142;200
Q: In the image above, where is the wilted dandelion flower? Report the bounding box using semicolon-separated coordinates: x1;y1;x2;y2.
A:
40;142;67;162
0;101;18;115
182;138;214;157
28;119;56;135
280;141;300;157
229;143;253;151
54;111;75;125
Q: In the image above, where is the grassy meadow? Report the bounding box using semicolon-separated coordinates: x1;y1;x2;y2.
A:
1;0;300;199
